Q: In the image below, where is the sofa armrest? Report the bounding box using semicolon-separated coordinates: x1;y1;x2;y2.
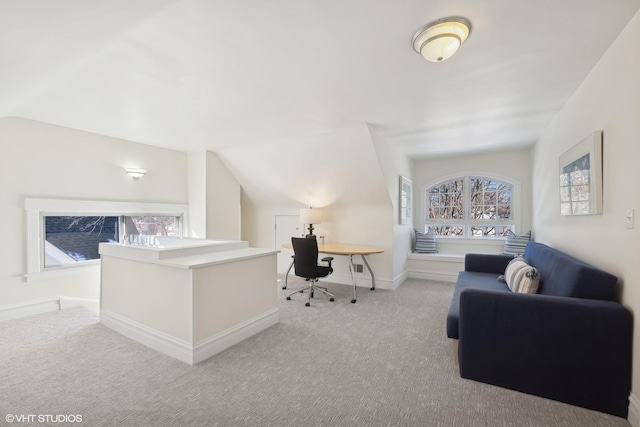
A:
458;288;632;417
464;253;513;274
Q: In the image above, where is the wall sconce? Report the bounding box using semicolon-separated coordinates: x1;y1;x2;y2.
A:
300;207;322;238
125;168;147;179
412;17;471;62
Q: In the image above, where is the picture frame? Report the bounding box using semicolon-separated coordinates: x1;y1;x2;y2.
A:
399;176;413;224
559;131;603;215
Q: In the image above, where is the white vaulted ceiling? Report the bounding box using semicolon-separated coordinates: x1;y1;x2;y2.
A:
1;0;639;161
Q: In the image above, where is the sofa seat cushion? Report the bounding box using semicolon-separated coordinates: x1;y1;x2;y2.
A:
447;271;509;339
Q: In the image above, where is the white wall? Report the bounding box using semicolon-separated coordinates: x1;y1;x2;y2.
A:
370;125;413;283
412;148;533;235
187;151;207;238
0;117;188;307
531;10;640;421
188;151;241;240
204;151;241;240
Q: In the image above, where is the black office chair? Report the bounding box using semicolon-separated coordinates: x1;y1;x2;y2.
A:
286;237;335;306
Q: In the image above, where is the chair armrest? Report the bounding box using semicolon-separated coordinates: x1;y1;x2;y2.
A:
458;288;632;417
464;253;513;274
321;257;333;268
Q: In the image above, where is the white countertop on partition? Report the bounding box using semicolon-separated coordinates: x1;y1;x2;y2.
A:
99;239;278;269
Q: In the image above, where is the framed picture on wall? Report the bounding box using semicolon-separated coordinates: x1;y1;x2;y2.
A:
559;131;603;215
399;176;413;224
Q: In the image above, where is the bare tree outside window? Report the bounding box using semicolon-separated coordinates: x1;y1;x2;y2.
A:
469;178;511;220
428;179;463;224
124;216;180;245
426;176;514;237
44;216;119;267
44;215;182;268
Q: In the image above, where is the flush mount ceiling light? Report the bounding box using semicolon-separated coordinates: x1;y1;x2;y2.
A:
412;17;471;62
125;168;147;179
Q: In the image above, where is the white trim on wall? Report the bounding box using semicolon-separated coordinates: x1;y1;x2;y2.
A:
0;297;60;322
0;296;99;322
100;307;279;365
59;296;100;312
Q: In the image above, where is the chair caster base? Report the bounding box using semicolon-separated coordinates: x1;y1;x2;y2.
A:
305;302;310;307
351;299;356;303
282;286;287;290
370;287;375;291
330;298;334;302
286;297;291;300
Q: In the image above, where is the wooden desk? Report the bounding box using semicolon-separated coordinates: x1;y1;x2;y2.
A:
282;242;384;303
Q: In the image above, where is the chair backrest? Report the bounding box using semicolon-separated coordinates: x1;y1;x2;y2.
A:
291;237;319;279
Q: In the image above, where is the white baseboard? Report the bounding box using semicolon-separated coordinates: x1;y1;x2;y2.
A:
0;297;60;322
193;308;280;364
407;270;458;283
59;296;99;313
628;393;639;426
100;308;280;365
100;310;197;364
0;296;101;322
392;271;408;290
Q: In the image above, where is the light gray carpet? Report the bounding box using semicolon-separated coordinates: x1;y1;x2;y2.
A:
0;278;631;427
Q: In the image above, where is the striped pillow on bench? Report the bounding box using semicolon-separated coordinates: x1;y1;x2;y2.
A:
503;230;531;256
414;229;437;253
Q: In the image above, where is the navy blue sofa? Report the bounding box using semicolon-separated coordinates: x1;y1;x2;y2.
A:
446;241;632;418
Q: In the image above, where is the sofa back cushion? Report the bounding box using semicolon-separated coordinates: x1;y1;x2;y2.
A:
523;242;617;300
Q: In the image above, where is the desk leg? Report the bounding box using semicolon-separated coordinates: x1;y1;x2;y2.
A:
361;255;375;291
349;254;357;303
282;258;294;289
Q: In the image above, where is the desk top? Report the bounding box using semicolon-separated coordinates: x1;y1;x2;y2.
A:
282;242;384;255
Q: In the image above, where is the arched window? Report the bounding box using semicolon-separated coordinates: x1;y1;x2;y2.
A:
425;176;515;238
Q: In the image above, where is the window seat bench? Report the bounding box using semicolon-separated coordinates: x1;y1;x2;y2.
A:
406;240;504;283
408;253;465;262
407;253;466;283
